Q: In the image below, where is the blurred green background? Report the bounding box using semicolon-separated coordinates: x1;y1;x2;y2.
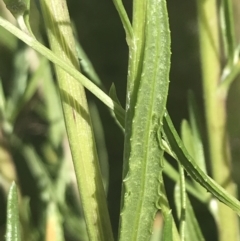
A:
0;0;240;240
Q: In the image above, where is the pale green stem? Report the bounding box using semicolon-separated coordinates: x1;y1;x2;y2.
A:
196;0;239;240
39;1;113;240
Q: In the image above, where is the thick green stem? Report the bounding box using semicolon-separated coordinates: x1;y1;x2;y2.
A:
196;0;239;240
39;1;113;240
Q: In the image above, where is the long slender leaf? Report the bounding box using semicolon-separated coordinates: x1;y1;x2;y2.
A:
119;0;171;240
89;102;109;192
109;84;125;128
181;119;207;196
162;111;240;215
6;182;21;241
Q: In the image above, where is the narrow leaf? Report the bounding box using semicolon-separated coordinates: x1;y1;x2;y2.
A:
89;101;109;192
6;182;21;241
181;118;206;196
76;42;102;88
119;0;171;240
162;111;240;215
109;84;125;128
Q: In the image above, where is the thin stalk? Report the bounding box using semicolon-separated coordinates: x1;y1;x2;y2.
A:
112;0;133;44
0;16;117;112
178;165;186;241
196;0;239;240
39;1;113;241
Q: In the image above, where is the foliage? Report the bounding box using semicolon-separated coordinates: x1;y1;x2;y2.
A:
0;0;240;240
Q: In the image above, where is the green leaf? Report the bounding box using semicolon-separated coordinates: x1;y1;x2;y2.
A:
181;119;207;197
6;182;21;241
119;0;171;240
89;101;109;192
76;42;103;88
162;111;240;215
109;83;122;107
109;83;125;129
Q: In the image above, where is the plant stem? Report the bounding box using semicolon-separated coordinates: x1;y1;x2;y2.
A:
39;1;113;240
196;0;239;240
